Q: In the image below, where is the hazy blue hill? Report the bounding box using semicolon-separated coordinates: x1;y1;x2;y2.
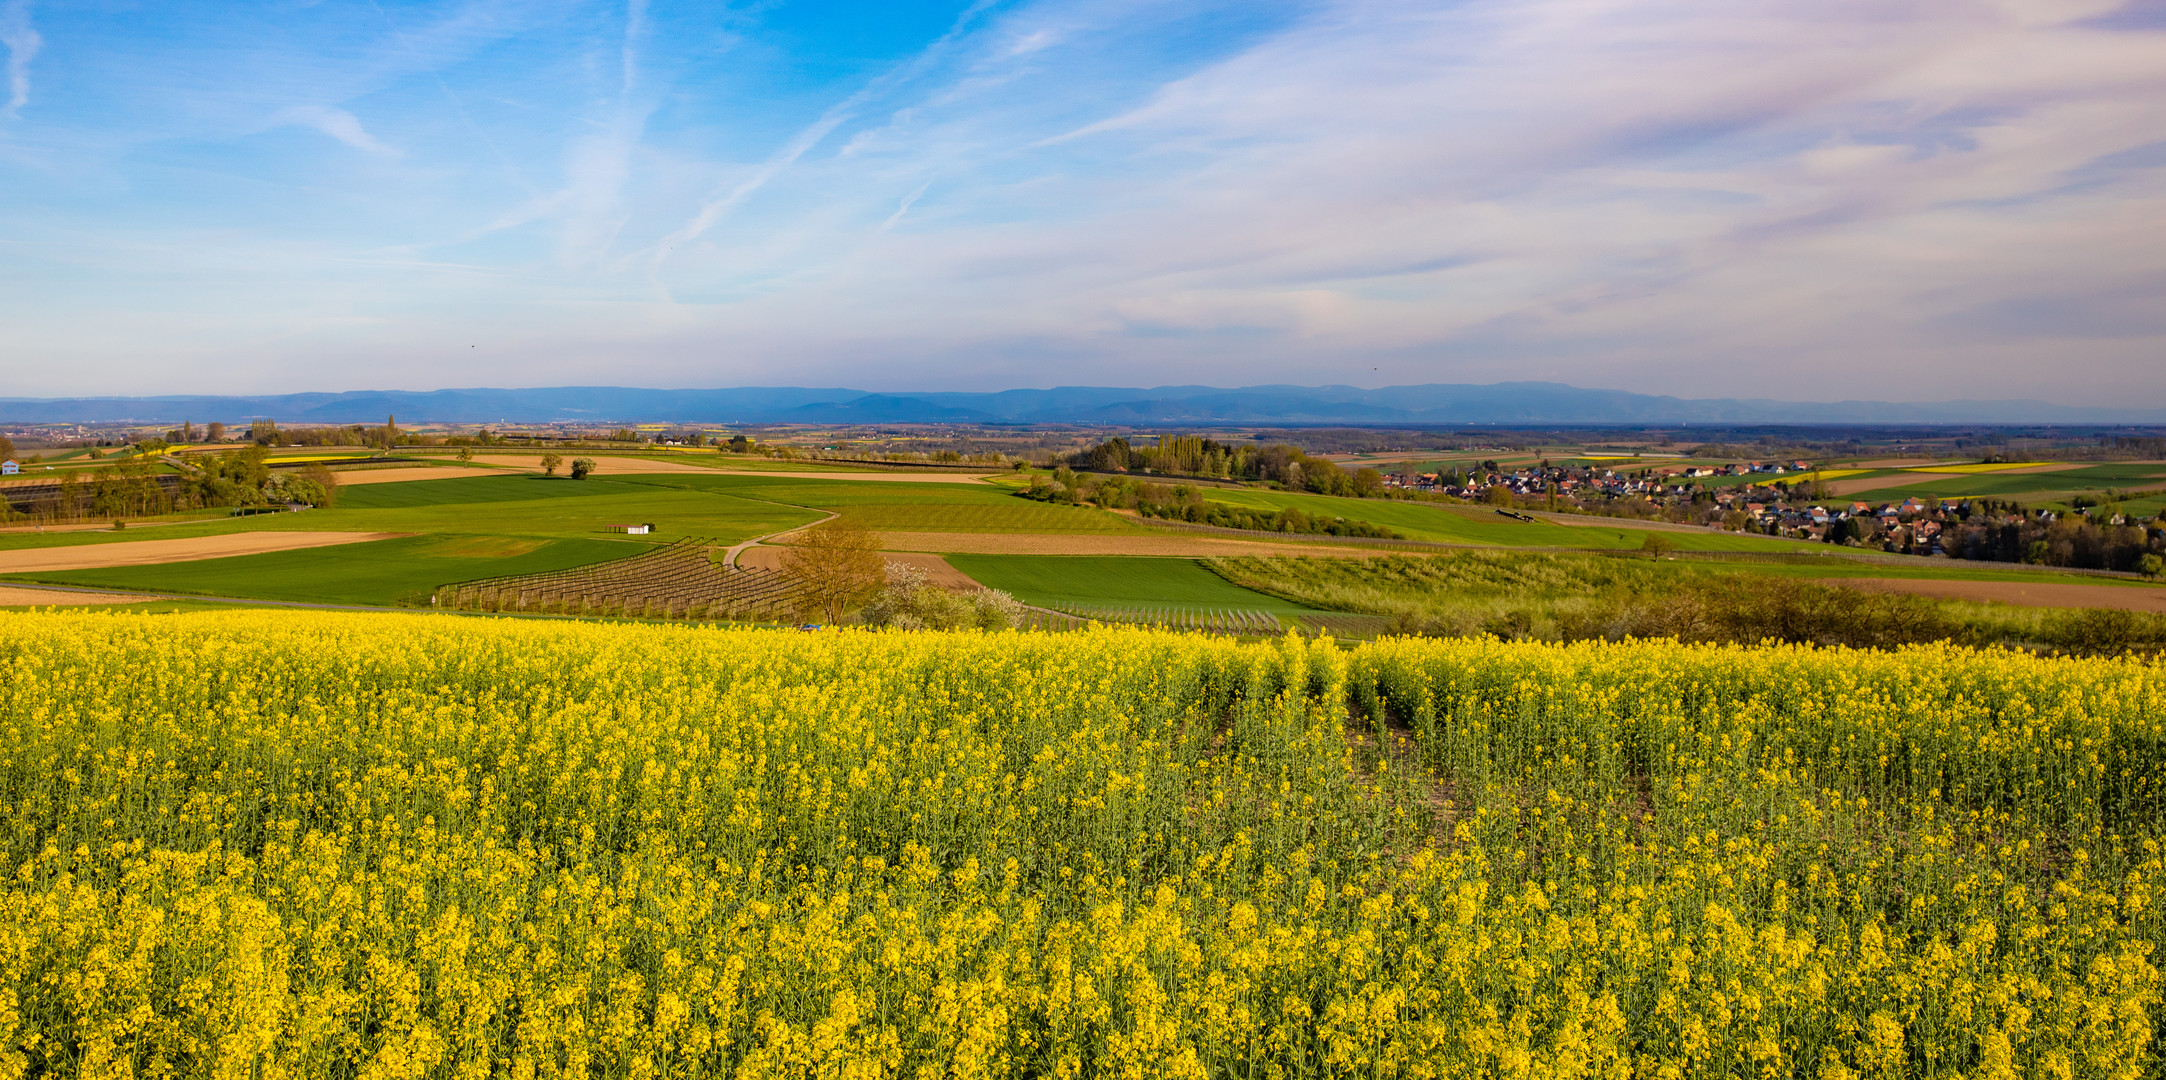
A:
3;382;2159;425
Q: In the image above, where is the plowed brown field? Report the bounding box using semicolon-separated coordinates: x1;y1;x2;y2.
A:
736;547;984;588
450;455;722;475
1825;473;1962;496
333;466;517;485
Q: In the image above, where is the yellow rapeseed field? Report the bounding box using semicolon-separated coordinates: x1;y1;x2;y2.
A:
1901;463;2054;475
0;611;2159;1077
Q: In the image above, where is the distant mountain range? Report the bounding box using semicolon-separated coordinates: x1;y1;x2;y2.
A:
3;383;2162;426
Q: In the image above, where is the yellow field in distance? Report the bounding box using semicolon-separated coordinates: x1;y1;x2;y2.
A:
1901;461;2052;474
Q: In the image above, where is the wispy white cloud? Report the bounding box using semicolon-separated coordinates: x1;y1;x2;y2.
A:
618;0;2166;400
879;181;933;232
0;0;39;119
648;0;1002;266
622;0;647;95
6;0;2165;402
272;105;400;155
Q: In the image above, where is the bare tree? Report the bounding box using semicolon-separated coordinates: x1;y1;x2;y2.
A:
780;516;885;624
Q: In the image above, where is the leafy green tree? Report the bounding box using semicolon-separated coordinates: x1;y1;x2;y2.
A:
569;457;595;480
2140;553;2164;580
1640;532;1675;557
540;452;563;476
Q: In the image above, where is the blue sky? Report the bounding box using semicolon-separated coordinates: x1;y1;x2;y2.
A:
2;0;2163;403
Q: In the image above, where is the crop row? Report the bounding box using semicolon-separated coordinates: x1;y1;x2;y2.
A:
1053;603;1284;635
432;538;805;620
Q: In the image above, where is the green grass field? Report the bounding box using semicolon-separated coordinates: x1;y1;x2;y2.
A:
1192;487;1809;552
0;475;821;553
320;478;820;541
7;465;2151;616
945;555;1320;613
334;474;627;509
3;534;643;606
839;503;1139;533
615;474;1140;533
1859;468;2166;504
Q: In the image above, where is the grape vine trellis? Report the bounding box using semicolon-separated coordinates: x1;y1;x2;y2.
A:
432;538;804;620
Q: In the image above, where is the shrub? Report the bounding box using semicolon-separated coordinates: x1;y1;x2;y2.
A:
859;563;1025;630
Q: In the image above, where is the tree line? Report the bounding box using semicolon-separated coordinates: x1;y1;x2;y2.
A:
1941;513;2165;574
2;447;338;525
1066;436;1400;498
1019;469;1400;538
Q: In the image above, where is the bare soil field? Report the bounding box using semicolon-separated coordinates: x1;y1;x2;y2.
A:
333;465;518;485
736;547;983;588
458;455;727;476
0;585;156;605
1825;473;1963;496
717;471;1002;484
858;532;1393;558
1829;577;2166;613
0;532;405;573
